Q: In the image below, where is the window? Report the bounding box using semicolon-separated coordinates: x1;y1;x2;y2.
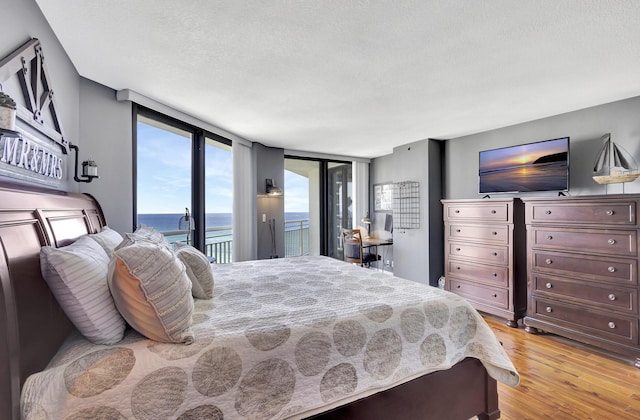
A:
204;137;233;262
135;107;232;262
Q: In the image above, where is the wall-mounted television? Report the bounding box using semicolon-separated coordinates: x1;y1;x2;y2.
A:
479;137;569;194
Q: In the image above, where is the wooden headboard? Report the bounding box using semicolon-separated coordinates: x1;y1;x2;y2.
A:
0;183;106;420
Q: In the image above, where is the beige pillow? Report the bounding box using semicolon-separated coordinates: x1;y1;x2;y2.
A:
109;240;194;344
88;226;124;256
174;242;214;299
40;235;125;344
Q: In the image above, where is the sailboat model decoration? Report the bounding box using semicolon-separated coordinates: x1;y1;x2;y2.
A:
592;133;640;185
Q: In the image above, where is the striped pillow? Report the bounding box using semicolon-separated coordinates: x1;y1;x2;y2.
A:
88;226;124;256
109;240;194;344
174;242;214;299
40;235;125;344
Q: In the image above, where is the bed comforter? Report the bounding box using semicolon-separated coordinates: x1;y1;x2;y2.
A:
21;256;519;419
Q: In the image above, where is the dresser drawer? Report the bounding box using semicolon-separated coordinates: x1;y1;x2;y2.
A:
444;203;508;222
531;297;638;346
447;260;509;287
532;251;637;285
447;223;510;244
448;242;509;265
530;227;637;257
449;278;509;309
532;274;637;313
528;201;636;226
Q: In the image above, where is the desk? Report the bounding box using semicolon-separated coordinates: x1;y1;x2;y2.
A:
362;237;393;271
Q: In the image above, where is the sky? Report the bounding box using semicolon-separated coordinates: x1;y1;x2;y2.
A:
479;137;568;172
137;122;309;214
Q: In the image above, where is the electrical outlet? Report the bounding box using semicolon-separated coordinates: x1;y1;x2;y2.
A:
385;260;390;266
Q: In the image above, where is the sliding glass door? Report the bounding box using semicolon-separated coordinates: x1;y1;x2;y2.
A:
284;158;352;260
327;162;353;260
284;158;320;257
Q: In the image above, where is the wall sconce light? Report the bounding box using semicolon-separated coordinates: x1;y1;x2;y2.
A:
361;212;372;238
69;143;98;183
265;178;283;196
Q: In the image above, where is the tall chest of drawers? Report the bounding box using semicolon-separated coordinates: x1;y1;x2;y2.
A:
523;195;640;367
441;198;527;327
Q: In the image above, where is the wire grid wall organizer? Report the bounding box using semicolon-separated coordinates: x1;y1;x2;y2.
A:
392;181;420;230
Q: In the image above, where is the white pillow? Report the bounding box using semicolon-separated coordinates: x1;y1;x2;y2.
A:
88;226;123;256
40;236;125;344
174;242;214;299
117;225;170;250
109;240;194;344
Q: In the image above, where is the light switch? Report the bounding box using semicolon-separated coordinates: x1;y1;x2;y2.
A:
262;214;266;222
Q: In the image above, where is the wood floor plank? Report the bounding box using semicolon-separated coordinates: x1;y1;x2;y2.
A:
482;314;640;419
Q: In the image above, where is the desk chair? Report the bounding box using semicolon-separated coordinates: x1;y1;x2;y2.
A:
341;228;379;267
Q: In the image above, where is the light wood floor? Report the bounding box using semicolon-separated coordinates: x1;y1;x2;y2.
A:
483;314;640;419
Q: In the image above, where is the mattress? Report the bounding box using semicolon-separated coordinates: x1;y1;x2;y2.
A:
21;256;519;419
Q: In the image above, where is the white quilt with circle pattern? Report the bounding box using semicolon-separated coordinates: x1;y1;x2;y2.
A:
21;256;519;419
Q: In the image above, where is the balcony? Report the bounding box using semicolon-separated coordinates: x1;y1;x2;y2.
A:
162;218;309;263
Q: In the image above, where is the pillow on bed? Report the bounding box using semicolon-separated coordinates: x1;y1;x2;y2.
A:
88;226;123;256
109;240;194;344
116;225;170;251
40;235;126;345
174;242;214;299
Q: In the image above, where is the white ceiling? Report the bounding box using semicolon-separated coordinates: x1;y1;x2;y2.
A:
35;0;640;159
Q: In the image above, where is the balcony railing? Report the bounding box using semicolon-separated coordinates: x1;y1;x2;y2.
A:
284;219;309;257
162;219;309;262
163;226;233;264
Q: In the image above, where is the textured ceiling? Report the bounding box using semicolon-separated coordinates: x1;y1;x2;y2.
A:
35;0;640;158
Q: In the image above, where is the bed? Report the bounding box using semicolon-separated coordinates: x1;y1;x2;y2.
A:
0;183;519;420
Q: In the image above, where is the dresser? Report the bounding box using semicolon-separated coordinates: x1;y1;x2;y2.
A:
442;198;527;327
522;195;640;367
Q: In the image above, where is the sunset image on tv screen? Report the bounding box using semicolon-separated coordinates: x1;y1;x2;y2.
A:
479;137;569;193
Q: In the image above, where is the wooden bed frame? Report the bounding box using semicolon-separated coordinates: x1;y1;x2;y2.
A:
0;183;500;420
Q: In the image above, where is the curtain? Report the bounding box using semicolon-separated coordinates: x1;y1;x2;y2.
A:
232;141;257;261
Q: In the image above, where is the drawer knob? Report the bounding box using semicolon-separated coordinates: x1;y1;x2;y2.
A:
608;322;616;329
608;239;616;245
492;252;498;256
545;210;552;215
456;285;461;289
608;266;616;273
492;293;498;298
491;210;496;214
493;272;498;277
546;235;553;240
455;210;460;214
456;229;461;233
608;294;616;301
545;282;553;289
492;231;498;235
456;266;461;270
606;210;614;216
455;247;461;252
545;258;553;265
546;306;552;313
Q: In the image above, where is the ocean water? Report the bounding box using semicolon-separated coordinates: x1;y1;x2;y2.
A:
138;212;309;240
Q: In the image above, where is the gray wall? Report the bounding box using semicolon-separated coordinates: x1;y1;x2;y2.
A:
445;96;640;199
78;78;133;234
254;143;285;259
370;139;443;286
1;0;80;192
